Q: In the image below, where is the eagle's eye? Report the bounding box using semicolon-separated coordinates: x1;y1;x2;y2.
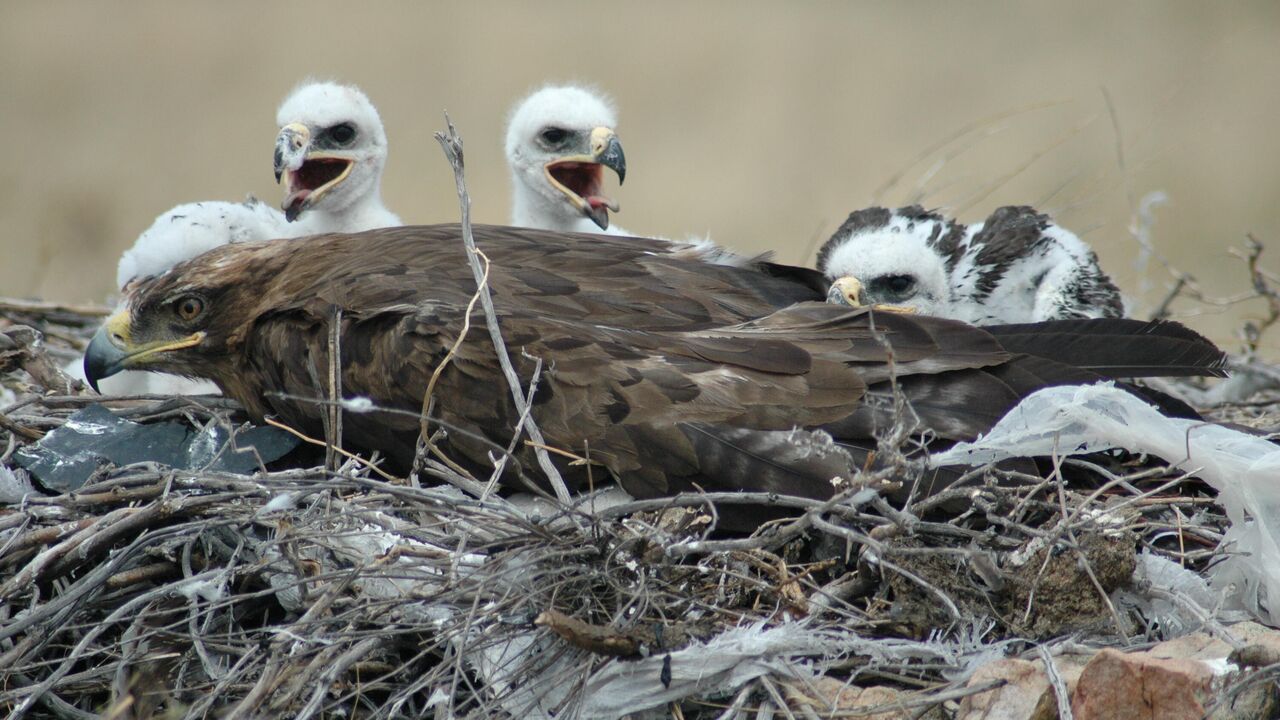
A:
539;127;568;145
175;296;205;322
329;123;357;145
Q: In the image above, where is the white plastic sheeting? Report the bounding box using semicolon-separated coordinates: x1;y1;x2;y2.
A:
576;622;1007;718
930;383;1280;627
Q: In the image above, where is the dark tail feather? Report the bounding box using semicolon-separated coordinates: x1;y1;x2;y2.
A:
984;318;1227;378
756;261;831;299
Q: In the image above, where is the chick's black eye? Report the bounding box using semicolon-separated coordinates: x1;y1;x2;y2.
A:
175;296;204;322
329;123;357;145
885;275;915;294
539;127;568;145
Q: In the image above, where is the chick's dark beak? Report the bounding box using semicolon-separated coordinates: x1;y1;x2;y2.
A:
273;146;285;183
591;128;626;185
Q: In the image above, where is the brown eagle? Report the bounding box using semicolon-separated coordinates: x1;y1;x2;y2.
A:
83;224;1226;507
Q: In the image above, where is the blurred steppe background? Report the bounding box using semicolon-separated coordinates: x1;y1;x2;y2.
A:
2;2;1279;354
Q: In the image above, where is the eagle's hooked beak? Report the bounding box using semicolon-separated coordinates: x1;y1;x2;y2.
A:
826;277;866;307
83;311;206;392
274;122;355;222
544;126;627;230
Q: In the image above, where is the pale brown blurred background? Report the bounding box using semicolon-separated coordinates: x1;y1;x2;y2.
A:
2;2;1278;354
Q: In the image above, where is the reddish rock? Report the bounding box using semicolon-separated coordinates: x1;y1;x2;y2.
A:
958;657;1086;720
1071;648;1216;720
955;625;1280;720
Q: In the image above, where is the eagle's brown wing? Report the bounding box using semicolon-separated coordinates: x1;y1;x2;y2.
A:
238;293;1219;503
101;225;1225;511
241;298;1012;493
261;224;825;332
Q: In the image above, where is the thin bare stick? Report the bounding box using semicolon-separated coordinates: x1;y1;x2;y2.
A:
326;306;343;473
434;113;572;504
262;417;399;483
1149;275;1190;321
1236;235;1280;354
488;356;543;497
1037;644;1075;720
417;247;488;467
413;251;489;483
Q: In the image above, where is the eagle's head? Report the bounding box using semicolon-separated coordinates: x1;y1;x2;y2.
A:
273;81;389;223
84;242;284;395
505;85;627;232
818;207;952;316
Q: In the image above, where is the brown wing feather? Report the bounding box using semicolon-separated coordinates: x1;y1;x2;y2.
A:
120;225;1226;508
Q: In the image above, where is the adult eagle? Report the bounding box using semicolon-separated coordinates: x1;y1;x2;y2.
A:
83;225;1224;507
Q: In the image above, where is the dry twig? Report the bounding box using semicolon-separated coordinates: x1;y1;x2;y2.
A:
433;113;572;505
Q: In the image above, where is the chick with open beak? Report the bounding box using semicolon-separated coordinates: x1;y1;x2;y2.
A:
506;85;635;235
274;121;357;222
271;81;400;232
542;126;627;231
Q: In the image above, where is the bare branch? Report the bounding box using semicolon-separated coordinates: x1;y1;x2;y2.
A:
434;113;573;505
